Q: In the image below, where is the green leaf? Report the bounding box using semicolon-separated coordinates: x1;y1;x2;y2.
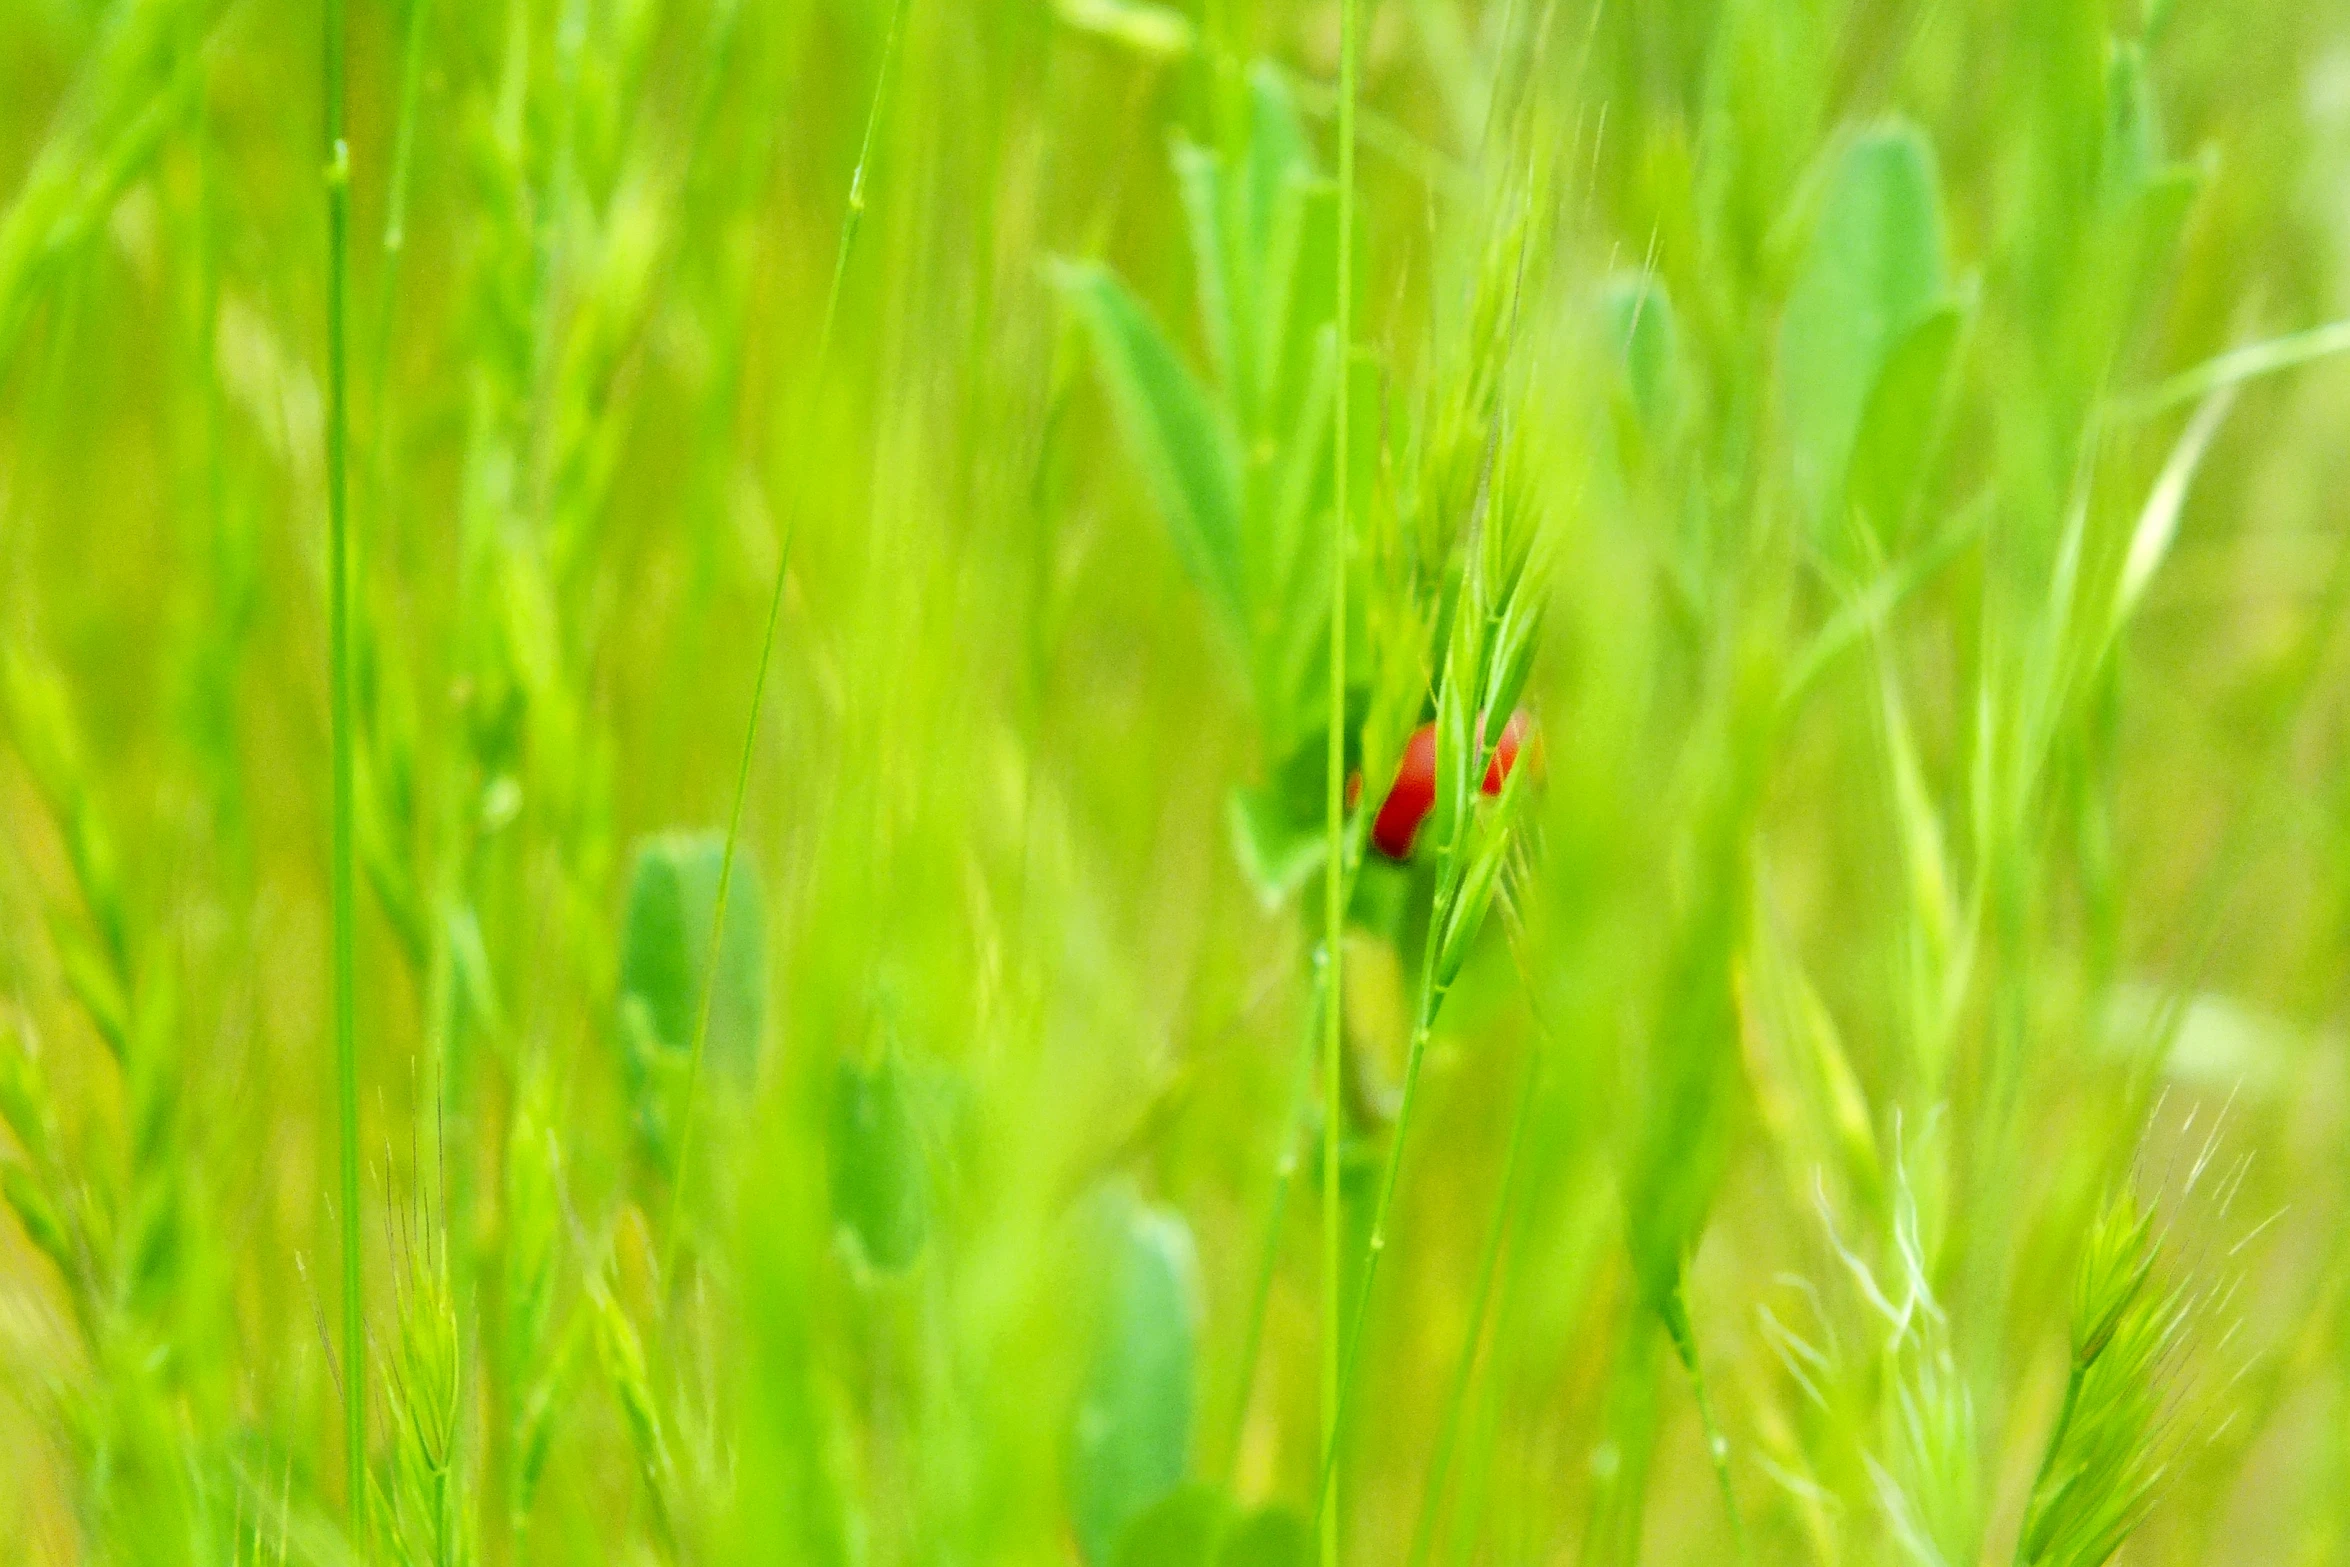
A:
1433;764;1529;994
1256;329;1342;727
1052;259;1248;644
1228;783;1326;909
1173;141;1238;399
1622;782;1753;1312
1071;1186;1199;1567
54;924;129;1063
1241;66;1314;266
1216;1508;1312;1567
1782;124;1947;521
1112;1483;1230;1567
2109;383;2236;648
1;1157;73;1283
829;1048;931;1273
1600;274;1677;434
1054;0;1197;58
1847;299;1965;543
2102;42;2162;205
1241;71;1331;427
618;830;766;1078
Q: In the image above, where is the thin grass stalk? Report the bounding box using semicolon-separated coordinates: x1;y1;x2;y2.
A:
369;0;430;479
1222;965;1325;1482
1321;0;1361;1558
660;0;912;1282
321;0;364;1529
1226;824;1389;1483
1407;1029;1539;1567
1316;726;1527;1524
1314;882;1444;1528
1661;1295;1748;1556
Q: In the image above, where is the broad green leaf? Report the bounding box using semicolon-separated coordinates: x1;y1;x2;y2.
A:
1847;300;1965;542
1782;124;1947;520
1112;1483;1230;1567
1173;141;1238;398
1242;71;1333;436
1216;1508;1312;1567
1257;341;1368;747
1071;1187;1199;1567
1241;66;1312;264
1052;260;1248;642
829;1048;930;1273
1600;274;1677;434
618;829;766;1077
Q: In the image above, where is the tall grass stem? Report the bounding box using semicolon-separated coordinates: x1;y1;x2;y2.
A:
1407;1031;1539;1567
321;0;364;1529
660;0;911;1284
1322;0;1361;1560
1223;966;1325;1481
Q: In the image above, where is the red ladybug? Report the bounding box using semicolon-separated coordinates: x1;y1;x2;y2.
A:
1365;710;1532;860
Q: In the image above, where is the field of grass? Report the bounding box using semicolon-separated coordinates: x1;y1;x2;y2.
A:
6;0;2350;1562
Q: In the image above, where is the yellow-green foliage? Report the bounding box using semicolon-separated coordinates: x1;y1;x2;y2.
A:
2;1;2348;1563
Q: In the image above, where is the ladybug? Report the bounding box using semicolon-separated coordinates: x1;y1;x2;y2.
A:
1364;710;1532;860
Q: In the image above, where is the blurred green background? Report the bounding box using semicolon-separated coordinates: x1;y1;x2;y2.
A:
5;0;2350;1562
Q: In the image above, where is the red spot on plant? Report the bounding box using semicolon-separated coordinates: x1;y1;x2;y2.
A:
1366;710;1534;861
1371;724;1439;859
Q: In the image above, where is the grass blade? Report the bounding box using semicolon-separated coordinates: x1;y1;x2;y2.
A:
659;0;912;1282
1321;1;1361;1561
321;0;365;1529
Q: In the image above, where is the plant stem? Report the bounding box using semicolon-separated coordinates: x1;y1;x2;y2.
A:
1662;1288;1748;1559
1316;729;1516;1522
1314;955;1440;1528
1323;0;1360;1558
1222;962;1325;1482
1408;1030;1540;1567
661;0;911;1284
369;0;430;488
322;0;363;1531
2016;1361;2088;1560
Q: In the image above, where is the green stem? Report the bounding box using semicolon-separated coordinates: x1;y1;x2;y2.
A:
1407;1032;1539;1567
1315;725;1515;1523
660;0;911;1283
1322;0;1360;1559
1313;949;1440;1528
2117;318;2350;419
1661;1288;1748;1559
322;0;364;1532
2015;1362;2088;1562
368;0;430;494
1222;962;1325;1482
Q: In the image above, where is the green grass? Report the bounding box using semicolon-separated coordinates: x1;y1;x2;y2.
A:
1322;2;1357;1565
5;1;2350;1564
321;0;365;1533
